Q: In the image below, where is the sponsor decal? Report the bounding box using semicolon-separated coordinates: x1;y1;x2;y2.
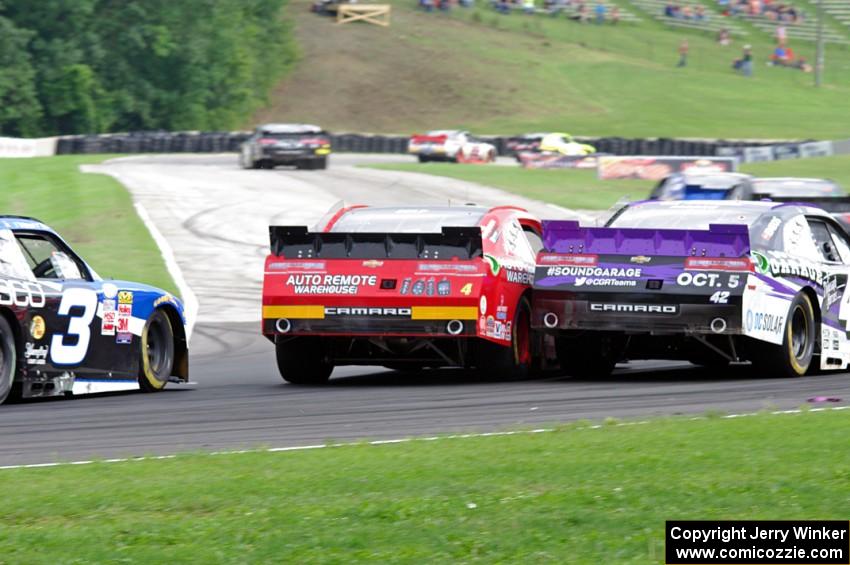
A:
0;279;46;308
746;309;784;335
412;279;425;295
760;217;782;241
496;305;508;321
486;315;495;335
437;279;450;296
29;315;46;340
153;294;176;308
823;276;843;310
24;342;48;365
575;277;637;288
362;260;384;268
102;283;118;299
324;307;412;317
766;254;825;286
752;251;771;274
285;274;378;295
400;278;412;294
545;266;642;278
505;267;533;285
268;261;326;271
630;256;652;264
590;303;679;314
116;302;132;344
426;278;435;296
481;219;496;239
101;299;116;336
118;291;133;305
483;254;501;276
676;272;741;289
479;295;487;315
505;321;512;341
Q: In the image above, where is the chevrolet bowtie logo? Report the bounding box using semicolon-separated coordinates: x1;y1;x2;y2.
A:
630;256;652;264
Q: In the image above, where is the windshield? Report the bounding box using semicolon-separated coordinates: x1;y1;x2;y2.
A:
331;207;486;233
752;178;843;197
608;203;763;230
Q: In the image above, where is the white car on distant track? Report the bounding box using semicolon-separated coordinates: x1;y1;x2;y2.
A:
408;130;497;163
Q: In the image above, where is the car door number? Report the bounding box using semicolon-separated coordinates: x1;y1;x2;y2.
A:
50;288;98;365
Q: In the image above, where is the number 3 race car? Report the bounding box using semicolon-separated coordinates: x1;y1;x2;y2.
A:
261;205;543;384
0;217;188;405
532;200;850;378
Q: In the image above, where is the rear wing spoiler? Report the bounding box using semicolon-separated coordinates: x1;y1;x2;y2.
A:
269;226;483;260
541;220;750;257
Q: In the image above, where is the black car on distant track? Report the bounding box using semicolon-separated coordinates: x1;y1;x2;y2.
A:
239;123;332;170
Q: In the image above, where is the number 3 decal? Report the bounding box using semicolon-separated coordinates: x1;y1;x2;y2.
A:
50;288;98;365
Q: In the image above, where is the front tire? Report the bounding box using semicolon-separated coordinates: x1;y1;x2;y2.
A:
139;309;175;392
276;337;333;385
0;316;17;405
751;292;816;377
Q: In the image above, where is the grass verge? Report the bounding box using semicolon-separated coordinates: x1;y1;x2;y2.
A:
0;155;177;295
369;154;850;211
0;409;847;562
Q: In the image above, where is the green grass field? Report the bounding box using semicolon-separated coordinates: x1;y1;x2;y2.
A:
1;409;847;563
259;0;850;139
0;156;177;295
369;154;850;210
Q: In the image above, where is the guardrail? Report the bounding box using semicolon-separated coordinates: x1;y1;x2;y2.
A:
50;131;788;157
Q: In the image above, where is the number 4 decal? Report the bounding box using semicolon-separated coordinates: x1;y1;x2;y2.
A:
50;288;98;365
460;283;473;296
710;291;730;304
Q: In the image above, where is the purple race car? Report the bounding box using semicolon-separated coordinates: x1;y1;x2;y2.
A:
531;200;850;378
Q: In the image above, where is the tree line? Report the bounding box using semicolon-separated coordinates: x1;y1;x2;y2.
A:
0;0;294;137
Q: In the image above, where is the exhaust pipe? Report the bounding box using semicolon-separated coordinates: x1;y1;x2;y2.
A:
446;320;464;335
276;318;292;333
710;317;727;334
543;312;559;329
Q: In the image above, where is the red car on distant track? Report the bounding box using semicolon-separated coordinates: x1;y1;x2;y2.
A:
262;204;543;383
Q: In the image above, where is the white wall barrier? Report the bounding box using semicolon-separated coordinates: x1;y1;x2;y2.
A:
0;136;57;158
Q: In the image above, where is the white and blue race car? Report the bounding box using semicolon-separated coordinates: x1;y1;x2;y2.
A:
0;216;188;405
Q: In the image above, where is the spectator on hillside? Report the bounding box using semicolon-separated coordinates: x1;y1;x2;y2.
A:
677;39;689;67
717;27;731;45
664;3;679;18
681;5;693;19
733;43;753;76
523;0;535;14
495;0;511;14
419;0;435;10
610;5;620;23
594;1;606;23
695;5;708;21
775;24;786;44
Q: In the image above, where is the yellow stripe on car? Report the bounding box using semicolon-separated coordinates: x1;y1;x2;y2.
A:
411;306;477;320
263;305;325;319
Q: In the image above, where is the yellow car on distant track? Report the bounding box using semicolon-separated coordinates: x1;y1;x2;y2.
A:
538;132;596;156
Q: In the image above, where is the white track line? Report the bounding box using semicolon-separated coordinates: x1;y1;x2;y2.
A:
132;201;198;341
1;405;845;472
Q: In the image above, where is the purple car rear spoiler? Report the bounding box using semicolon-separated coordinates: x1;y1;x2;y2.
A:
541;220;750;257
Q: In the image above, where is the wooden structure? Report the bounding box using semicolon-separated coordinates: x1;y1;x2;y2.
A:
336;4;391;27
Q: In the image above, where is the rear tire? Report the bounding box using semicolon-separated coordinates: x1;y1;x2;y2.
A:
750;292;816;377
476;297;532;379
417;155;430;163
276;338;333;385
556;333;624;378
315;157;328;170
0;316;17;405
139;309;175;392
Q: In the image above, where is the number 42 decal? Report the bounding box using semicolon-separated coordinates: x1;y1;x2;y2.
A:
709;291;730;304
50;288;98;365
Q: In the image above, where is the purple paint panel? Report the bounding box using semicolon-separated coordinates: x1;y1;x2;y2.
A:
542;221;750;258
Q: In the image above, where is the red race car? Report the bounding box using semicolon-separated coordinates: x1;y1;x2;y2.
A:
262;205;543;384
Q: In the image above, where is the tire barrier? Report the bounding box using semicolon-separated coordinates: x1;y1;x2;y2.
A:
54;130;788;157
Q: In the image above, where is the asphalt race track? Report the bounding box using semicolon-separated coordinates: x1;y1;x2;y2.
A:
2;154;848;467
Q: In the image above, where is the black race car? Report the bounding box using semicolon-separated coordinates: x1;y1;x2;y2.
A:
750;177;850;230
0;216;189;405
240;123;332;170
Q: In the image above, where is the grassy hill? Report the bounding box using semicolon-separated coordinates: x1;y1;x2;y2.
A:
257;0;850;139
